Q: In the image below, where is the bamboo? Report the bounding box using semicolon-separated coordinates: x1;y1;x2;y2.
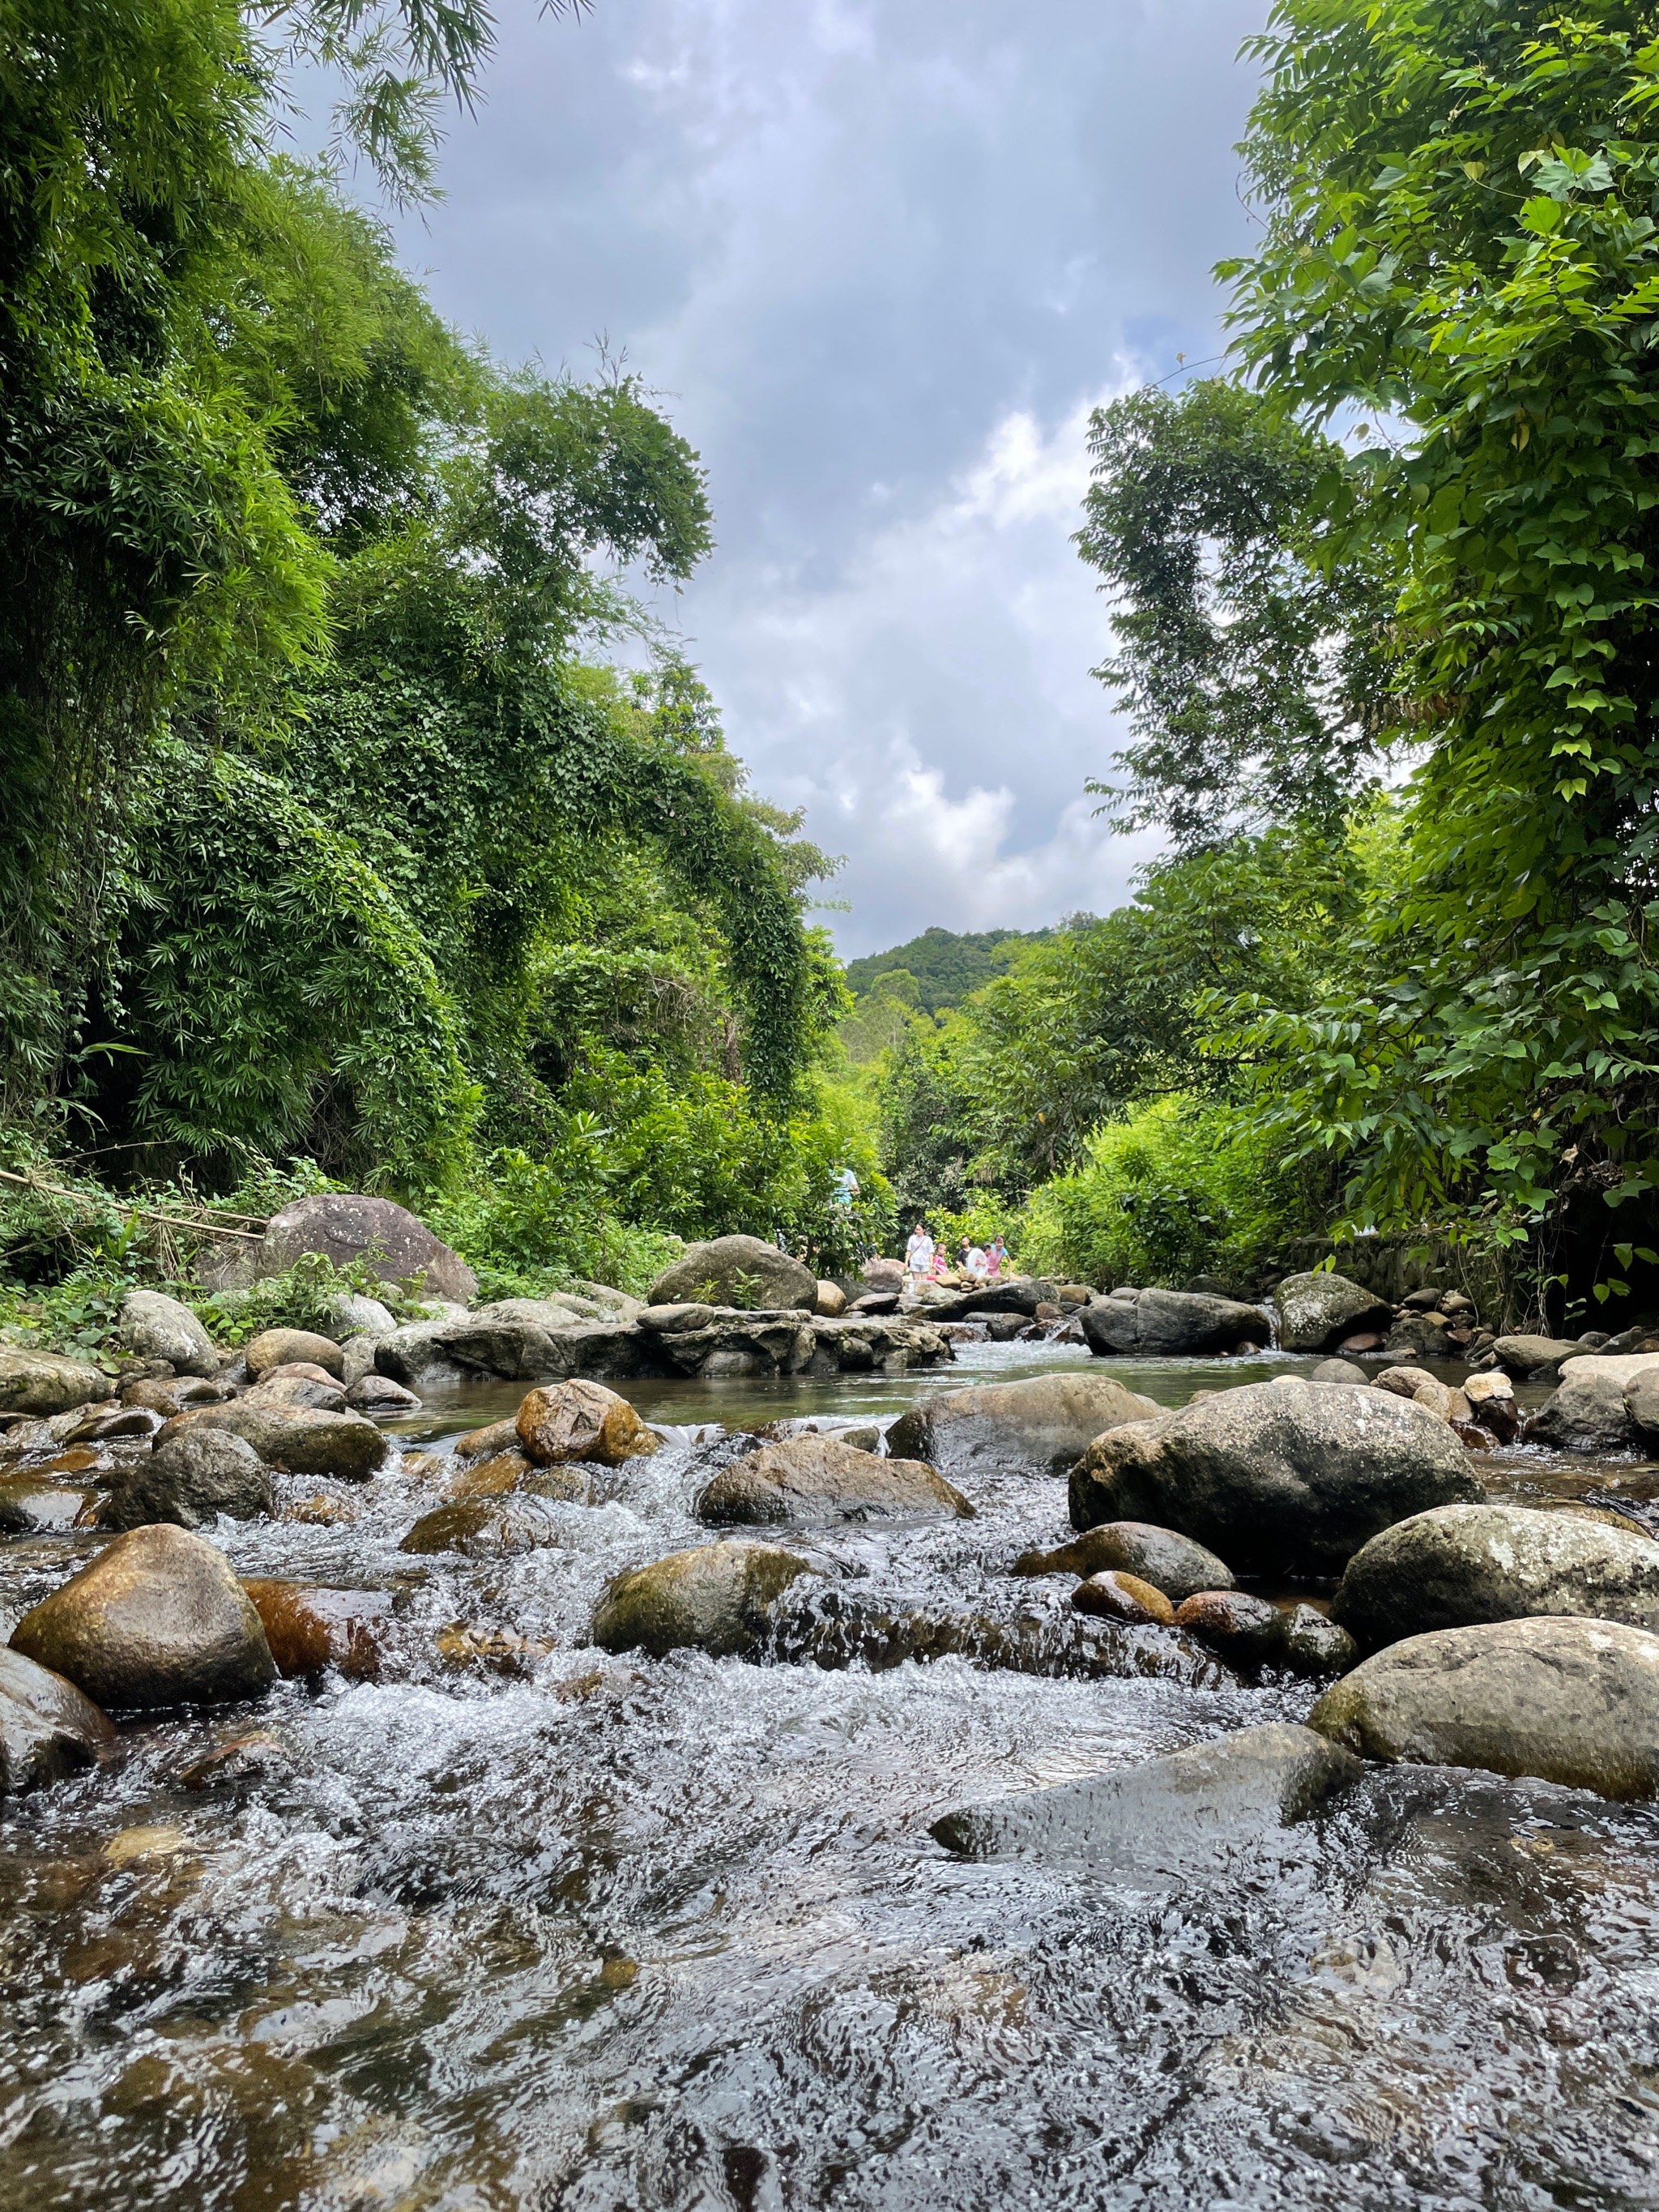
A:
0;1168;267;1241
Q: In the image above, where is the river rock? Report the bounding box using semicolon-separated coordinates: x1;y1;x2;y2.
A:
1331;1502;1659;1650
444;1448;534;1500
327;1292;397;1339
374;1309;646;1390
241;1580;392;1680
885;1373;1162;1479
1071;1569;1175;1626
1382;1310;1452;1359
1530;1353;1659;1452
400;1495;584;1557
648;1235;817;1312
245;1328;346;1381
1309;1356;1369;1385
0;1349;113;1416
11;1526;275;1710
1079;1287;1267;1358
254;1192;476;1303
699;1438;970;1526
1309;1616;1659;1800
0;1475;92;1534
932;1723;1361;1865
100;1428;274;1531
344;1373;420;1414
591;1540;817;1658
119;1289;219;1379
1463;1368;1520;1442
165;1399;390;1482
1627;1369;1659;1451
1012;1520;1233;1600
249;1371;347;1412
814;1280;847;1317
1282;1604;1358;1676
1492;1333;1581;1380
1068;1377;1481;1572
1374;1364;1439;1401
515;1378;659;1467
1173;1588;1288;1666
120;1376;222;1416
0;1646;116;1794
1274;1271;1394;1353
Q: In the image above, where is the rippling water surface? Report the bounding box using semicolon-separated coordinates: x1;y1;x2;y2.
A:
3;1342;1659;2210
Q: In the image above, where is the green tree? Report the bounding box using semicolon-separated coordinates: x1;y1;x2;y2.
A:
1218;0;1659;1286
1076;376;1397;848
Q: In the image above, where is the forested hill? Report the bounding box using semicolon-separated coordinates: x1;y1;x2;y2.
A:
844;927;1053;1014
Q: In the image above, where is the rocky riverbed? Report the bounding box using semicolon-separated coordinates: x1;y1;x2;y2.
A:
3;1332;1659;2208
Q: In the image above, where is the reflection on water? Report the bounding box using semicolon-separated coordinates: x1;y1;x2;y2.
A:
3;1339;1659;2208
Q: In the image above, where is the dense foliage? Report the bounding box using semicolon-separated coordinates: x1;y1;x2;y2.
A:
0;0;876;1311
843;926;1047;1014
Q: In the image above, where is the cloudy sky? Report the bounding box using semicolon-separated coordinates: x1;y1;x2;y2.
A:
385;0;1269;954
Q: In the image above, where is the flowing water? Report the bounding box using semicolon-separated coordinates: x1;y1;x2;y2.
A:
3;1342;1659;2210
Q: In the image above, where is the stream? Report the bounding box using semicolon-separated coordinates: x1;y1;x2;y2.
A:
3;1340;1659;2210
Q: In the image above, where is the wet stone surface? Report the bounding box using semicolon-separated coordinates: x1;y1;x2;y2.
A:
2;1340;1659;2208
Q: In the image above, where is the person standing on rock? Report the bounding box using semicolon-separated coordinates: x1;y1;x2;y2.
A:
906;1223;935;1282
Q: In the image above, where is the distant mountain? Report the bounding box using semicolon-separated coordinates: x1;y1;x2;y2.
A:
844;925;1051;1014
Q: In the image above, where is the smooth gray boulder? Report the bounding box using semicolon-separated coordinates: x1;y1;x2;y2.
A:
1491;1333;1581;1380
0;1646;116;1794
1079;1287;1268;1358
245;1328;345;1381
257;1192;476;1303
100;1428;274;1531
931;1723;1361;1865
592;1540;817;1658
1332;1503;1659;1649
1309;1356;1370;1385
1530;1353;1659;1453
1627;1368;1659;1451
164;1399;390;1482
698;1437;970;1526
119;1288;219;1378
648;1235;817;1313
885;1373;1162;1478
1068;1376;1482;1573
1309;1616;1659;1800
0;1348;113;1416
1274;1271;1394;1353
375;1310;646;1388
1012;1520;1234;1601
11;1525;275;1710
1282;1604;1358;1676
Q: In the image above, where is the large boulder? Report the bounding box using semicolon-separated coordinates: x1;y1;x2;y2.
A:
252;1192;476;1303
1627;1368;1659;1451
1309;1616;1659;1801
100;1428;274;1531
1529;1353;1659;1453
119;1289;219;1379
1068;1377;1482;1574
591;1540;817;1658
400;1495;585;1557
931;1723;1361;1865
374;1309;645;1390
1273;1271;1394;1353
885;1373;1162;1479
1491;1333;1581;1380
0;1646;116;1794
697;1437;971;1527
11;1526;275;1710
163;1399;390;1482
245;1328;346;1381
647;1235;817;1313
0;1348;113;1416
1332;1503;1659;1650
515;1378;659;1467
1012;1521;1234;1602
1078;1287;1268;1358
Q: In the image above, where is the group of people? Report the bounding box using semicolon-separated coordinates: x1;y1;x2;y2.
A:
903;1223;1007;1285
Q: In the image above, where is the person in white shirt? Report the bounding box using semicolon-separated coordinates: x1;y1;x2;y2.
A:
905;1223;934;1279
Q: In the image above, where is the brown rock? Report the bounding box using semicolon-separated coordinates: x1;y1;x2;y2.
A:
11;1526;275;1710
1173;1588;1287;1667
244;1330;346;1381
445;1449;534;1500
1071;1570;1175;1626
515;1379;659;1467
814;1280;848;1317
161;1399;389;1482
697;1437;971;1527
1012;1520;1233;1599
241;1580;393;1680
454;1416;519;1462
0;1646;116;1794
399;1496;579;1557
0;1475;93;1534
0;1350;114;1416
